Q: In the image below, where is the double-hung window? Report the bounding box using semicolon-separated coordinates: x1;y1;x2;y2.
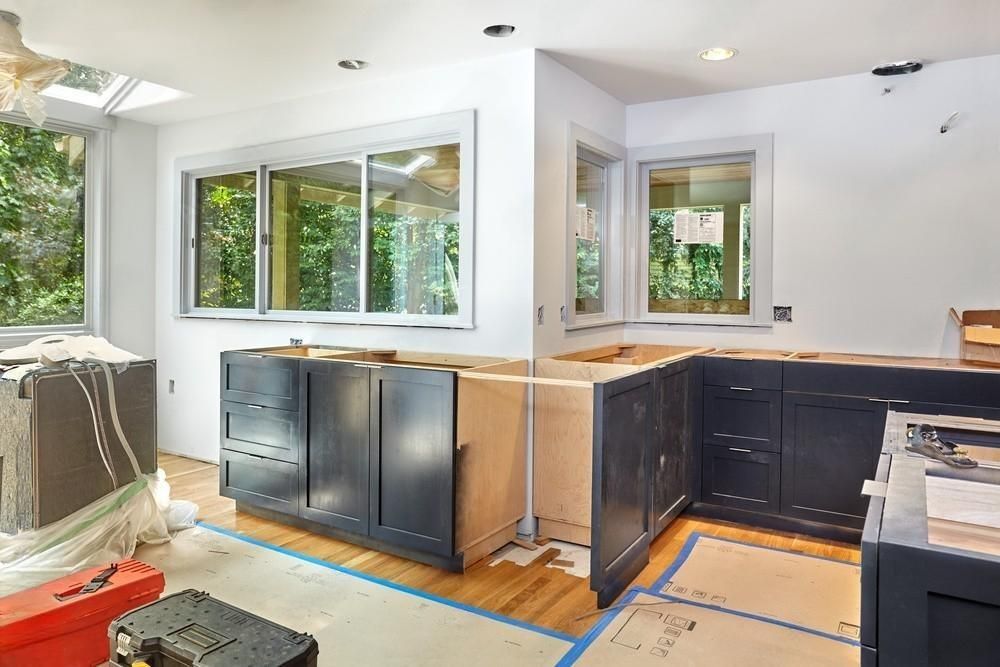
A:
632;134;773;326
0;115;107;345
566;125;625;328
178;111;474;327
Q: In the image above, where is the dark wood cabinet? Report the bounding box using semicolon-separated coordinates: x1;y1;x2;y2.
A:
650;359;696;537
298;361;370;534
703;357;782;390
369;366;456;557
780;392;887;528
703;386;781;453
221;352;299;411
591;369;655;608
702;444;780;513
220;449;299;515
220;401;300;464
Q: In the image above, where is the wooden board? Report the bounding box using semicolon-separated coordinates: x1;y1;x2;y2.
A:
925;475;1000;531
455;359;529;555
550;343;708;367
537;517;592;547
532;359;634;536
928;517;1000;558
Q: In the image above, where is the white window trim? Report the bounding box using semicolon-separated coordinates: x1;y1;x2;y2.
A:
0;112;110;348
174;110;476;329
627;133;773;328
565;123;625;331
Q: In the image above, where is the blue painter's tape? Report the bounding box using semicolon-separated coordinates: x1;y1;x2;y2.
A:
556;588;643;666
195;521;578;645
637;588;862;648
649;530;702;592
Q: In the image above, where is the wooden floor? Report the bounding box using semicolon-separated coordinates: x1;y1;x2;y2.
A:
160;452;860;638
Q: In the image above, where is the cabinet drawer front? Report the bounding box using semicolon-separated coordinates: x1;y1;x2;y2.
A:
703;387;781;452
702;445;780;513
221;352;299;410
219;450;298;515
221;401;299;463
704;357;782;391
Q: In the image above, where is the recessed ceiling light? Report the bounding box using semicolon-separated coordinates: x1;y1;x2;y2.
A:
871;60;923;76
483;24;516;38
698;47;738;62
338;59;369;71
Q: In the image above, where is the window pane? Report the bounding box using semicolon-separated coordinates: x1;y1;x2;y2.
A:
368;143;460;316
269;162;361;312
57;62;120;95
0;122;86;327
195;172;257;309
647;162;751;315
575;155;605;315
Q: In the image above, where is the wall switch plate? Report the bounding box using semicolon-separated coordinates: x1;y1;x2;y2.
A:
774;306;792;323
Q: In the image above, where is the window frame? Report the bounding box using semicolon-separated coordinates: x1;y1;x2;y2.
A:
565;123;625;330
175;110;476;328
0;112;110;347
629;134;773;327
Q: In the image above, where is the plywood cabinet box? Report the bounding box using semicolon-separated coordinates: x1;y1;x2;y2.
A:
532;343;709;606
220;346;528;571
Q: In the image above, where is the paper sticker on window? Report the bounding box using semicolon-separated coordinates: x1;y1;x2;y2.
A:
673;210;723;244
576;207;596;242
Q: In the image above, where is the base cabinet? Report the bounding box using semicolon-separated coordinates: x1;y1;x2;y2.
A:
650;359;696;536
369;366;455;557
299;361;370;534
702;445;780;513
780;392;887;529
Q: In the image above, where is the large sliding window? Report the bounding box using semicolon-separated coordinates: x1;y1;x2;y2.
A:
0;116;107;344
178;112;474;327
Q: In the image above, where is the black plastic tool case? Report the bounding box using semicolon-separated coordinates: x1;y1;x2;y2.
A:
108;589;318;666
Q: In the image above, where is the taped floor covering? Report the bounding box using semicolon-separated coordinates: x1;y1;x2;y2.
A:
565;533;861;666
134;525;573;667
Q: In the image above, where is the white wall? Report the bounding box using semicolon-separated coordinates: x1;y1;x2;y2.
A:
107;118;157;357
154;51;536;460
533;51;627;358
625;54;1000;358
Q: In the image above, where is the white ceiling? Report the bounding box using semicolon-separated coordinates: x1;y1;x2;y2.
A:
9;0;1000;125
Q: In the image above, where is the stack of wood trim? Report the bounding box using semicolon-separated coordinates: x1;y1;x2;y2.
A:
951;308;1000;367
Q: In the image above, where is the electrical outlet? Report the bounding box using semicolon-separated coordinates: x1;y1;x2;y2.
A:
168;379;175;394
289;337;303;346
773;306;792;323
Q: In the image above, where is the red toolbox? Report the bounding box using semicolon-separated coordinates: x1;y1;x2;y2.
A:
0;559;165;667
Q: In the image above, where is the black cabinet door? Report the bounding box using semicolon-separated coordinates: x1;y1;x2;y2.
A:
591;369;654;608
701;444;780;513
369;365;456;557
651;359;695;537
221;352;299;411
299;361;370;534
781;393;888;528
703;386;782;453
220;450;299;515
221;401;299;463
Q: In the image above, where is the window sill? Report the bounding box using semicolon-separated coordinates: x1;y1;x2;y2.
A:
565;318;626;332
626;318;773;329
176;311;474;330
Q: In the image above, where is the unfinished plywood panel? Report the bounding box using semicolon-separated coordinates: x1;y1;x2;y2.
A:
532;358;635;544
455;359;529;560
551;343;709;367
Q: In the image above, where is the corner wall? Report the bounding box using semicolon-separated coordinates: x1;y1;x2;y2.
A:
625;54;1000;357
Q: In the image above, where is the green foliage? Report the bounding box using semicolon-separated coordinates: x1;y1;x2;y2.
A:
196;179;257;309
369;212;458;315
0;122;85;327
647;207;725;301
741;203;752;300
576;239;601;299
297;200;360;312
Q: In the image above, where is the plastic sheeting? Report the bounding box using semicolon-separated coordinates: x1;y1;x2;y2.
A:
0;470;196;597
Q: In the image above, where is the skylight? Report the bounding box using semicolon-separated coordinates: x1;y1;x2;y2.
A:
42;60;132;110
